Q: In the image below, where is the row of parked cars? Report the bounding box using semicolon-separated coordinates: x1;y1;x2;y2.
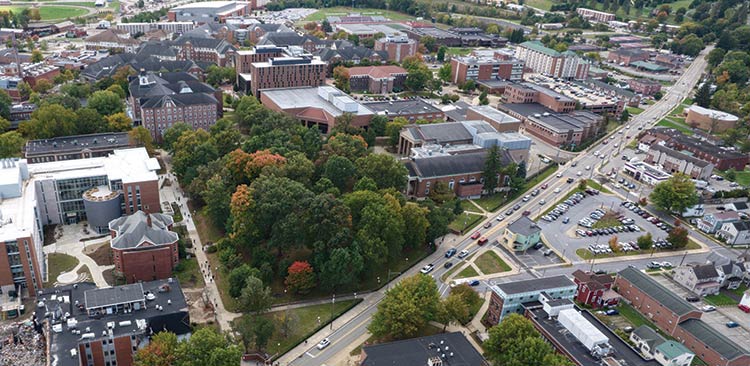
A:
621;201;673;232
540;191;593;222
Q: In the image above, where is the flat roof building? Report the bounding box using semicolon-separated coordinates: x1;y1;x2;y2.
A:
684;105;739;133
360;332;487;366
260;86;374;133
486;275;576;324
167;1;251;22
449;52;524;85
364;98;445;122
373;35;418;62
501;103;604;148
515;41;590;80
248;55;327;97
24;132;134;164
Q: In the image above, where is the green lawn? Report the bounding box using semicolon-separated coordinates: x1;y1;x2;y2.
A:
234;299;359;357
45;253;79;286
703;293;738;307
446;47;472;56
474;251;511;274
448;212;484;234
585;179;612;194
626;106;644;115
524;0;554;10
718;169;750;187
0;5;89;20
592;213;622;229
456;265;479;279
460;199;480;213
657;117;693;135
304;7;414;22
618;302;658;329
171;202;183;222
174;257;204;288
729;284;748;297
473;194;507;212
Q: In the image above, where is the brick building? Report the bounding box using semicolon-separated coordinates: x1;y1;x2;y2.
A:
684;105;739;133
449;51;524;85
464;105;522;133
373;35;418;62
234;45;286;91
501;103;604;148
109;211;179;283
173;36;236;67
168;1;251;22
36;280;190;366
129;71;222;143
515;41;590;80
627;78;662;96
642;128;749;171
248;55;326;97
347;65;407;94
571;270;619;309
24;132;134;164
503;83;577;113
645;143;714;180
84;29;141;53
607;48;649;66
576;7;615;22
614;266;702;335
485;276;576;325
246;23;292;44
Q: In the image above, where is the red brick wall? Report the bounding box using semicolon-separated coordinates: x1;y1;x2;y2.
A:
486;291;503;326
249;62;326;97
614;276;701;335
117;243;178;283
672;326;750;366
465;109;521;133
114;335;135;366
90;340;105;366
122;180;160;215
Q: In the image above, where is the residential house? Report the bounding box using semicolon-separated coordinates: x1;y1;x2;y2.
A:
571;270;620;309
716;260;744;290
718;221;750;247
673;264;721;296
630;326;694;366
698;211;741;234
502;216;541;251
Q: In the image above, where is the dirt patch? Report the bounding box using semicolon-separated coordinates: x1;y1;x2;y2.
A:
83;242;113;266
184;288;216;325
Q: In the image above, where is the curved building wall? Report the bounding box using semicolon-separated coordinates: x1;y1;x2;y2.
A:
83;187;122;234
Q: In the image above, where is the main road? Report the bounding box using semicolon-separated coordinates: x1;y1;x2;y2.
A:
278;45;717;366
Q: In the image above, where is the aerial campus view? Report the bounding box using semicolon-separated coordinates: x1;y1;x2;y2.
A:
0;0;749;365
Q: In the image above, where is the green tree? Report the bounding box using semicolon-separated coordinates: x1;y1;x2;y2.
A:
323;155;357;191
0;131;25;158
162;122;192;152
355;153;408;190
485;313;572;366
128;126;154;155
88;90;123;116
30;49;43;63
368;274;441;340
133;331;179;366
438;62;452;83
105;84;126;99
106;112;133;132
32;79;52;94
667;225;689;248
725;168;737;181
227;264;259;298
332;65;350;93
649;173;699;214
420;35;437;52
239;276;272;314
385;117;408;147
369;114;388;136
0;117;9;132
177;327;242;366
436;46;447;62
405;62;431;91
320;246;364;290
0;89;12;120
619;109;630;123
428;181;455;204
637;233;653;250
482;145;501;194
707;47;726;67
28;104;77;138
401;202;429;249
694;82;712;108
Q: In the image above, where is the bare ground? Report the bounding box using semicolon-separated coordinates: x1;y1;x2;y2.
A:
83;242;113;266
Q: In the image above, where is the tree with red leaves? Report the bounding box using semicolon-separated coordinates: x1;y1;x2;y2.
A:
285;261;316;294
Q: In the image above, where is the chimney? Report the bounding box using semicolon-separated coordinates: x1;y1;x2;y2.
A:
146;213;152;228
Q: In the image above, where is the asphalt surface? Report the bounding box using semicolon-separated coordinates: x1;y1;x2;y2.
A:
281;45;727;366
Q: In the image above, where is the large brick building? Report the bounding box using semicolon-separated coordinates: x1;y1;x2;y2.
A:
615;266;750;366
373;35;418;62
24;132;134;164
109;211;179;283
248;55;327;97
129;71;222;143
404;150;509;199
684;105;739;133
449;50;524;85
501;103;604;148
36;280;190;366
627;78;662;96
515;41;590;80
503;83;576;113
576;7;615;22
641;128;749;171
172;35;236;67
347;65;407;94
607;48;649;66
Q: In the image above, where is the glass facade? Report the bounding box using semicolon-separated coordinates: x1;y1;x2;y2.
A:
56;175;109;222
5;241;25;287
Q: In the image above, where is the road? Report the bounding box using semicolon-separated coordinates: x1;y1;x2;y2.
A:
278;45;716;366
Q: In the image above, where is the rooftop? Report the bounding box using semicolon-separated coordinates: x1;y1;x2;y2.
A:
364;98;443;117
109;211;178;249
468;105;521;125
519;40;560;57
617;266;695;316
261;86;374;118
630;61;668;72
678;318;747;360
686;105;739;122
405;151;500;178
492;275;575;296
24;132;131;157
347;65;407;79
506;216;540;237
361;331;486;366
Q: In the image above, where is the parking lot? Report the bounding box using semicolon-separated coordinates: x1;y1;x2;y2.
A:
515;246;563;267
650;274;750;351
537;191;676;260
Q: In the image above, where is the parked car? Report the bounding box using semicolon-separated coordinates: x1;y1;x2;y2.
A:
420;264;435;274
317;338;331;349
533;242;545;250
468;280;480;286
445;248;457;258
738;304;750;313
685;296;700;302
542;248;553;256
726;321;740;328
701;305;716;312
605;309;619;316
562;217;570;224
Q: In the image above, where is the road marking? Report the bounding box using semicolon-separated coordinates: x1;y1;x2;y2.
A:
305;352;316;358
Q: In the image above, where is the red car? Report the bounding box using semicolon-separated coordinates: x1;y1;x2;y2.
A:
738;304;750;313
477;237;488;245
522;210;531;216
541;183;548;189
471;231;481;240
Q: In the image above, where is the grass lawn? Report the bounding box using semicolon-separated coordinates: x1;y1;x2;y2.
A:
77;265;92;281
44;253;79;286
576;239;700;260
586;179;612;194
448;212;484;234
174;257;204;288
304;6;413;22
703;293;738;307
524;0;554;10
234;299;360;357
446;47;472;56
170;202;183;222
0;5;90;20
474;251;511;274
718;168;750;187
473;194;507;212
460;199;480;213
192;206;224;244
657;117;693;135
592;212;622;229
618;302;658;329
626;106;645;115
729;284;748;297
456;265;479;279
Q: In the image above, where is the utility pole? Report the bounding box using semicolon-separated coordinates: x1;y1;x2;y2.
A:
330;293;335;330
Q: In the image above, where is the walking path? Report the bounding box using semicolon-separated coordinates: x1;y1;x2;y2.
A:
43;230;112;288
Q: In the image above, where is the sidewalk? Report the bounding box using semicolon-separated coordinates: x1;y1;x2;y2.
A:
43;232;111;288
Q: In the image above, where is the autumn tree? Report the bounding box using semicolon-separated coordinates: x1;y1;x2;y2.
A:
128;126;154;155
333;65;350;92
106;112;133;132
133;331;179;366
285;261;316;294
667;225;689;249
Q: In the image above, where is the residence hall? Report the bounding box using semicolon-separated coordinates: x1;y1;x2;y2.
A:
109;211;179;283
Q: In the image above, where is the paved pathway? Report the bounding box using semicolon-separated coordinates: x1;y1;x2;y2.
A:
43;232;112;288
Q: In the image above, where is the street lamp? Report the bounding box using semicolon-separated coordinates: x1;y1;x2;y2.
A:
330;294;336;330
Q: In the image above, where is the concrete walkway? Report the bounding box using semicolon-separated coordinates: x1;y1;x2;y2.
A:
43;234;112;288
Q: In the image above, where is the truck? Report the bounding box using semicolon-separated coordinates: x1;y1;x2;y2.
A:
97;20;111;29
558;309;612;358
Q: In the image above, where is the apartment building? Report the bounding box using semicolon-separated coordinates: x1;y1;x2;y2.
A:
576;8;616;22
643;128;749;171
645;143;714;180
503;83;576;113
450;51;524;84
234;45;286;91
172;35;236;67
248;55;326;97
347;65;407;94
515;41;590;80
627;78;662;96
373;35;418;62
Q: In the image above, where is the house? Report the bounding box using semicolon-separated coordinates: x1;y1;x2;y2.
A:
717;221;750;247
502;216;541;251
485;275;576;325
725;202;750;214
673;264;721;296
571;270;620;308
630;326;694;366
715;261;744;290
614;266;702;335
698;211;741;234
109;211;179;283
359;332;487;366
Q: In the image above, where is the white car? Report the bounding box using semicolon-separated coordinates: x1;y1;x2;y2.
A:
553;187;561;193
317;338;331;350
539;199;546;205
701;305;716;312
522;195;531;202
577;171;582;176
556;172;563;178
420;264;435;274
457;249;469;259
496;215;505;222
585;165;591;170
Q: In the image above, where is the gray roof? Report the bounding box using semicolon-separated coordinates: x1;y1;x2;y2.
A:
405;150;511;179
361;332;485;366
500;102;553;117
364;99;443;116
679;319;747;360
731;202;749;210
617;266;695;316
691;264;719;280
495;275;575;295
730;221;750;232
649;143;710;168
85;282;144;309
442;101;472;121
259;32;324;47
468;105;520;125
632;325;666;351
405;122;473;144
25;132;130;156
507;216;541;237
108;211;178;249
